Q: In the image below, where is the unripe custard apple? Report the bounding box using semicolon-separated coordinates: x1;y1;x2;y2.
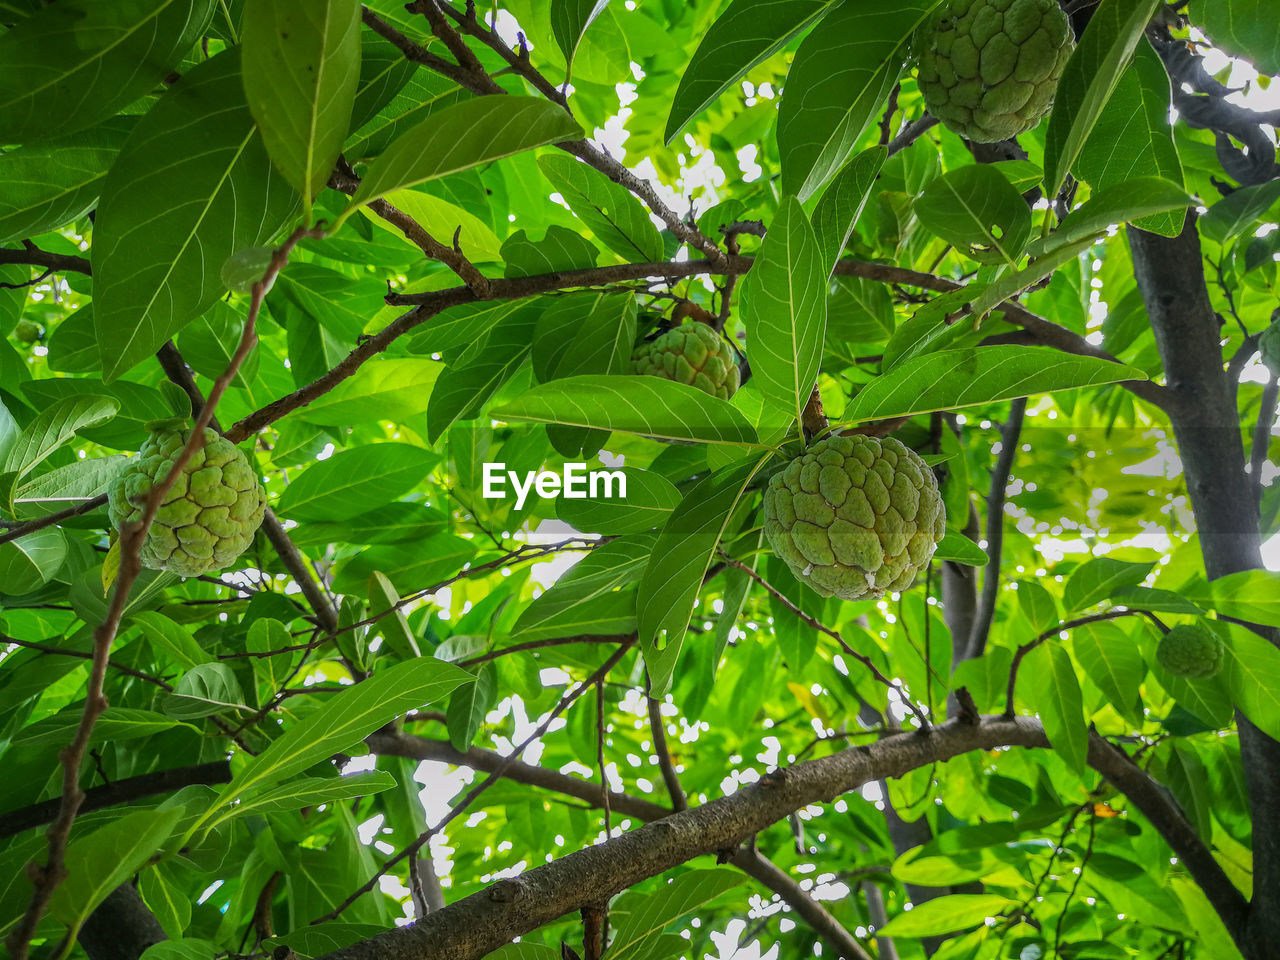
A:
632;322;741;400
917;0;1075;143
1156;623;1224;679
108;425;266;578
764;435;946;601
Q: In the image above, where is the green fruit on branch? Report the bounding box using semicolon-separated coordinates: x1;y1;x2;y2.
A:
764;434;946;601
108;424;267;578
1156;623;1224;679
916;0;1074;143
1260;316;1280;377
632;322;741;400
13;320;41;343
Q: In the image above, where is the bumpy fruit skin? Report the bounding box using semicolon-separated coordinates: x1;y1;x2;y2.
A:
917;0;1074;143
108;426;266;578
632;323;740;400
1260;318;1280;378
14;320;41;343
1156;623;1224;679
764;435;946;601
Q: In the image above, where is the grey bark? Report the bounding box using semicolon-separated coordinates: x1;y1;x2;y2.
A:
1129;216;1278;958
77;884;166;960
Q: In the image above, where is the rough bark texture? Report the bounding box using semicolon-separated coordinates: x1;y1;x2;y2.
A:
343;716;1249;960
1128;216;1276;957
77;884;166;960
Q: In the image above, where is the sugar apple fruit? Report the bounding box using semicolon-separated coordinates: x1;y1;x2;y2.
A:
108;425;266;578
1156;623;1224;679
917;0;1075;143
763;435;946;601
1260;317;1280;378
632;322;740;400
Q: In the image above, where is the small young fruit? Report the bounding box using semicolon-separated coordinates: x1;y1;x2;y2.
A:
13;320;41;343
632;322;741;400
763;434;946;601
916;0;1075;143
1156;623;1224;679
107;425;267;578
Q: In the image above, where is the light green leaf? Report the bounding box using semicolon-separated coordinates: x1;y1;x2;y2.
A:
132;610;215;669
277;443;438;522
494;375;763;447
48;807;183;938
205;657;471;822
14;455;124;519
638;458;766;695
877;893;1017;937
1222;624;1280;742
368;571;421;660
1021;642;1087;774
14;707;195;747
447;663;497;752
139;940;217;960
538;153;664;263
296;357;442;426
556;467;682;536
368;189;503;263
552;0;612;76
1199;180;1280;248
1190;0;1280;75
0;395;119;481
1043;0;1164;195
1073;620;1145;721
348;96;582;213
844;346;1148;422
509;536;650;642
914;164;1033;266
1063;558;1154;612
0;0;214;143
161;663;249;720
740;195;827;426
0;527;67;595
1029;177;1191;258
778;0;936;200
210;771;397;828
812;145;886;276
242;0;361;217
609;869;745;960
92;48;298;381
933;532;986;566
1191;569;1280;624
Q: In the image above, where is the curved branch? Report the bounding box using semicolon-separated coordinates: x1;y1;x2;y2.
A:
343;715;1249;960
0;247;92;276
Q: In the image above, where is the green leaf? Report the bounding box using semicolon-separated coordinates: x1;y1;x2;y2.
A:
0;119;132;243
877;893;1017;937
1063;558;1153;612
161;663;249;720
348;96;582;212
551;0;612;75
556;467;682;535
271;262;388;340
638;458;766;695
844;346;1149;422
609;869;745;960
664;0;833;143
1073;620;1145;722
139;940;217;960
367;189;504;263
1222;624;1280;742
509;535;651;642
1042;0;1164;195
14;455;124;519
812;145;886;276
933;532;986;566
447;663;497;752
14;707;194;747
92;48;298;381
501;224;602;278
778;0;935;200
368;571;422;660
296;357;441;426
242;0;362;217
0;526;66;594
1199;180;1280;248
48;807;183;938
211;771;397;828
1192;569;1280;624
1021;642;1087;774
1190;0;1280;75
1075;40;1185;237
1029;177;1191;258
427;304;540;443
494;375;762;447
205;657;471;823
0;395;118;481
277;443;438;522
538;153;664;263
740;195;827;426
0;0;215;143
913;164;1033;266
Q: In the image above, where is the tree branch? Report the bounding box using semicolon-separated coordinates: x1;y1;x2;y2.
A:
967;398;1026;659
339;715;1248;960
0;246;92;276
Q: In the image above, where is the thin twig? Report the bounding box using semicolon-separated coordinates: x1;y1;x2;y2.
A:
7;224;323;960
646;681;687;812
968;398;1026;658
